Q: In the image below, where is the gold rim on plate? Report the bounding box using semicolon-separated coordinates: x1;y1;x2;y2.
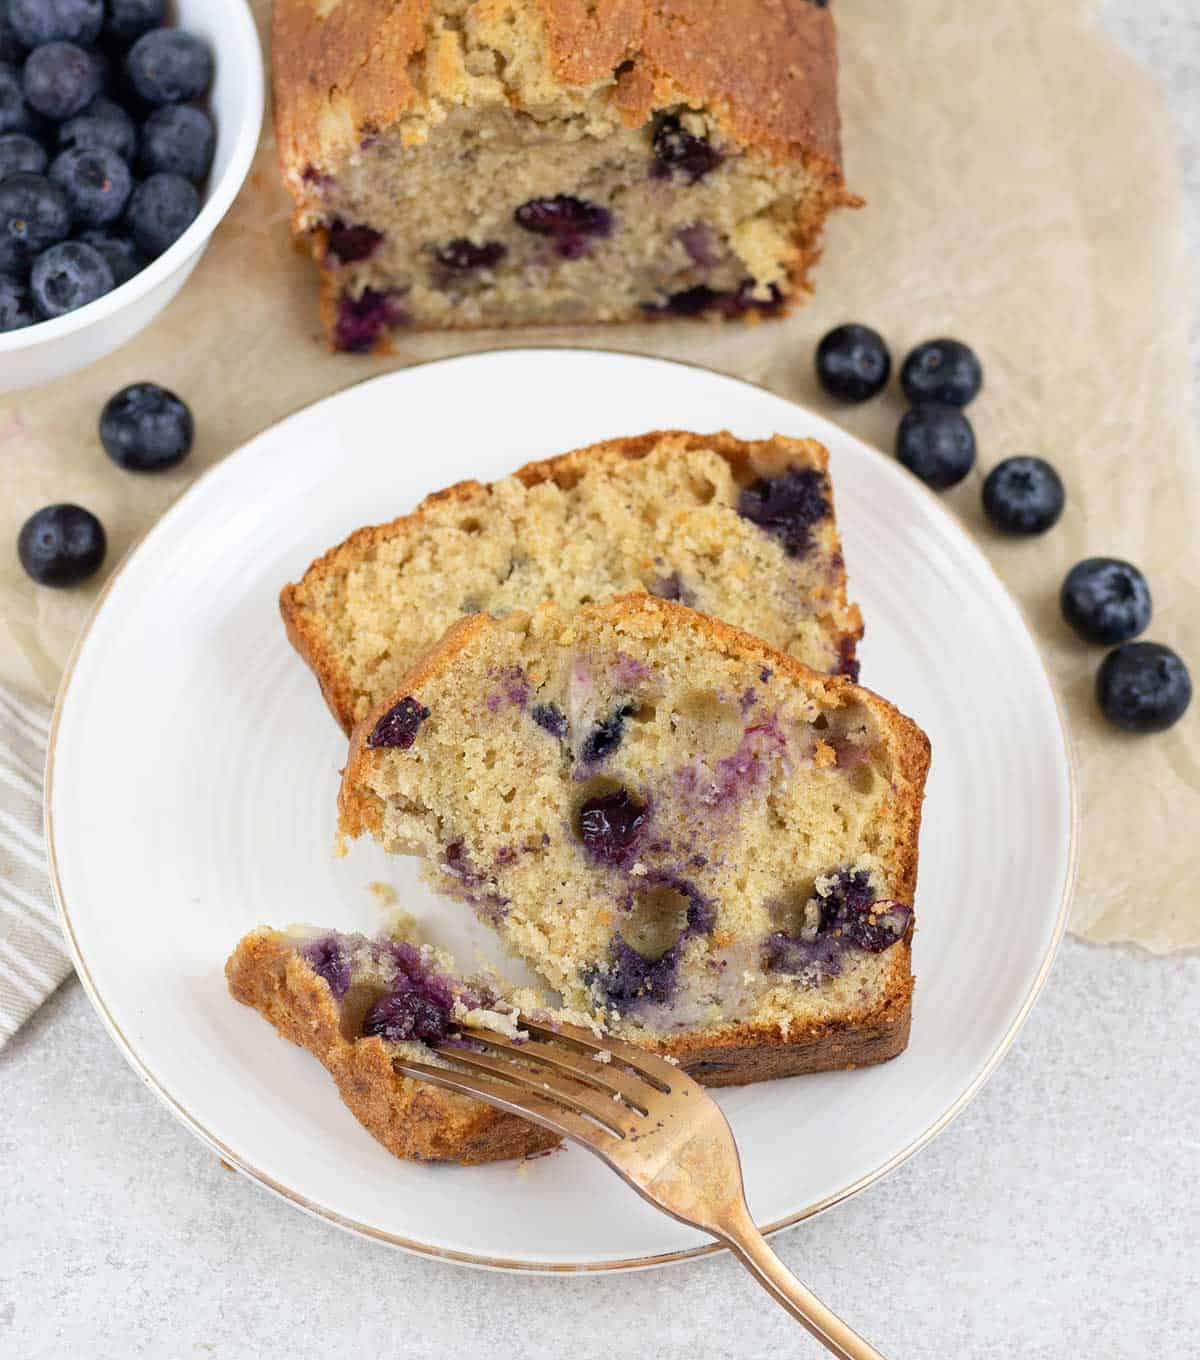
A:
43;348;1080;1274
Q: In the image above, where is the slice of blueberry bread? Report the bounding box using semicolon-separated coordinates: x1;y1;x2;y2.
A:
273;0;857;349
282;430;863;735
338;596;931;1082
226;922;579;1164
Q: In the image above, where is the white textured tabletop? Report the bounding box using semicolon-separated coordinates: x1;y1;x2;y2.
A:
4;4;1199;1357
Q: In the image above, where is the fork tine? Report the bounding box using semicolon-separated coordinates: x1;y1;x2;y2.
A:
393;1058;619;1150
428;1041;641;1137
518;1017;686;1093
453;1028;658;1114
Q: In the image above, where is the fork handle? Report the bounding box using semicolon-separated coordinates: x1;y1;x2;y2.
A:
714;1199;888;1359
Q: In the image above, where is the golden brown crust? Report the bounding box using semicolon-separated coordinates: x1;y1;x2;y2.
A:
225;929;559;1165
281;429;864;735
274;0;847;194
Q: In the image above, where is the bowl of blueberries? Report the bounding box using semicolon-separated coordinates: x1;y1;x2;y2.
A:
0;0;262;391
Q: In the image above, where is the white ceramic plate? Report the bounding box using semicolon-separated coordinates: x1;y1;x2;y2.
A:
47;351;1077;1272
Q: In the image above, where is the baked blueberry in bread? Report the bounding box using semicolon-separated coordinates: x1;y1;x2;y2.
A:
338;596;930;1085
272;0;858;349
226;923;571;1164
281;430;864;735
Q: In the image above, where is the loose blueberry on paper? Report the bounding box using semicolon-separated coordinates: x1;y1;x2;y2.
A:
982;456;1065;534
895;404;976;489
901;338;984;408
815;323;892;403
17;502;106;586
99;382;193;471
1096;643;1191;734
1061;558;1152;646
0;4;212;327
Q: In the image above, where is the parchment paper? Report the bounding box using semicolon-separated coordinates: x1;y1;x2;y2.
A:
1;0;1196;950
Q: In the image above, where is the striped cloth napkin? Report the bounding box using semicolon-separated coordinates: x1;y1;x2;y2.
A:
0;684;71;1047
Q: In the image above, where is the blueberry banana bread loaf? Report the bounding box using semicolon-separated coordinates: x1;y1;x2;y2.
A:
282;430;864;735
273;0;858;350
338;596;930;1082
226;923;572;1164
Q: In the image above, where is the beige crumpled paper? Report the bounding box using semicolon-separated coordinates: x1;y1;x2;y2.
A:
0;0;1195;950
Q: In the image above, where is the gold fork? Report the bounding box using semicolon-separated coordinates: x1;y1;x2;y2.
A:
395;1016;888;1360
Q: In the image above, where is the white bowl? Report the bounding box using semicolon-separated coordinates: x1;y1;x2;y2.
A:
0;0;264;393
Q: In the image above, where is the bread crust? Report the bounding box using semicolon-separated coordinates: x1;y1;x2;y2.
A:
337;594;930;1101
226;929;560;1165
281;429;865;735
274;0;847;200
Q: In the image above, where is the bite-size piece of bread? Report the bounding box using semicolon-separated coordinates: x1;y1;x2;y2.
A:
273;0;858;350
282;430;863;736
338;596;931;1083
226;923;570;1164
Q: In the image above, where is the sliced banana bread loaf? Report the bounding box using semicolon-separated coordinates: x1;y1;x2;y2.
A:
273;0;857;349
338;596;930;1082
282;430;863;735
226;923;570;1164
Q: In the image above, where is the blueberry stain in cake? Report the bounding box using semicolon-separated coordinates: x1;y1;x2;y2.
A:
443;840;509;922
299;934;352;999
737;466;830;557
645;281;784;320
485;664;531;711
326;220;383;265
334;288;404;352
836;637;861;683
531;702;567;739
514;195;612;259
764;867;911;982
586;877;713;1011
647;571;692;604
677;719;788;808
651;114;722;182
367;696;430;749
580;702;636;763
434;238;506;271
610;652;650;688
576;788;648;864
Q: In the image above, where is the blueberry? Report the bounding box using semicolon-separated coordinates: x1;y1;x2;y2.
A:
0;129;45;176
651;114;722;182
737;466;831;556
0;8;26;64
104;0;165;45
576;788;647;864
30;237;112;314
815;323;892;403
324;218;381;266
298;934;351;999
0;270;35;328
514;195;612;259
124;28;212;106
0;59;38;133
23;42;102;120
99;382;193;471
366;695;430;749
531;702;567;738
896;404;976;490
77;224;141;284
1096;642;1191;734
138;102;212;182
333;286;403;352
49;145;131;224
125;170;197;256
17;503;105;585
59;96;137;160
362;982;452;1043
8;0;102;48
581;703;635;762
1061;558;1152;646
0;172;70;275
900;338;983;407
434;237;506;271
982;456;1065;534
590;937;678;1008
